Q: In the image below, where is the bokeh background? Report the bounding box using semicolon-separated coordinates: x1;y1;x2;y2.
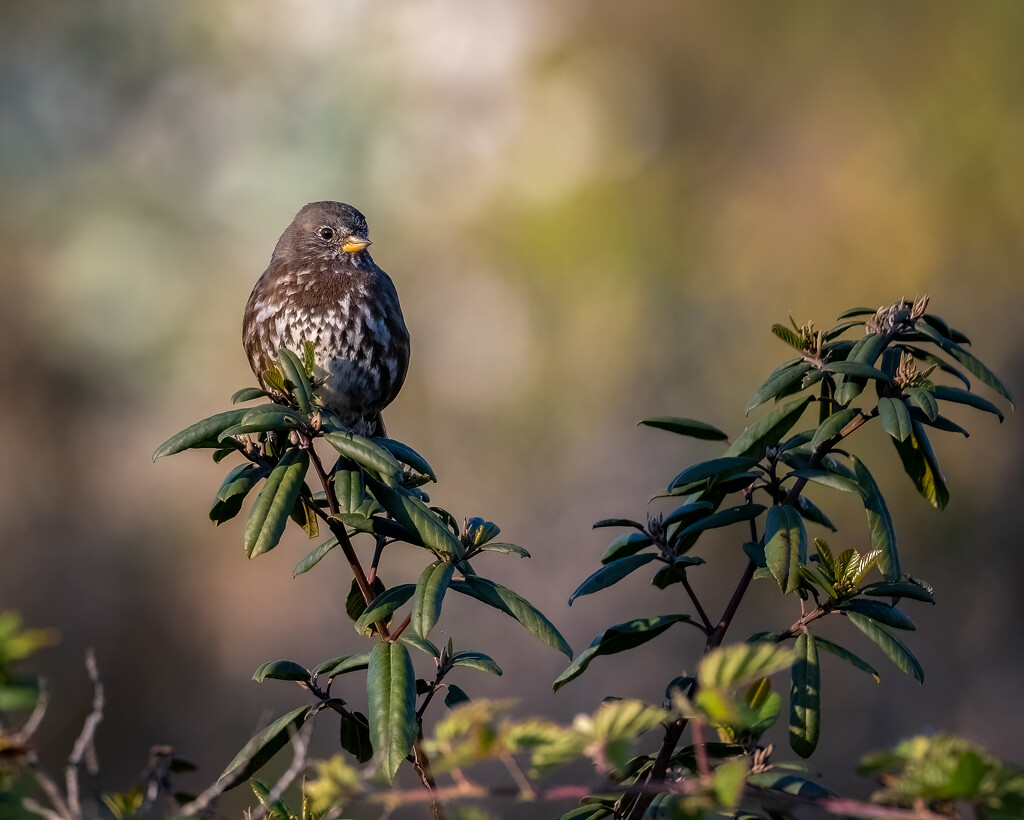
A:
2;2;1023;816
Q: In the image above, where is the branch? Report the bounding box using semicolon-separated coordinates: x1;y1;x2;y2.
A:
64;650;104;820
250;722;314;820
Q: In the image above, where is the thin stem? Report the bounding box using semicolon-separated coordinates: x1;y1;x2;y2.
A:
680;575;712;634
65;650;103;820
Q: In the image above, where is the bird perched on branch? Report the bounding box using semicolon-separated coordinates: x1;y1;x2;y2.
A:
242;201;410;437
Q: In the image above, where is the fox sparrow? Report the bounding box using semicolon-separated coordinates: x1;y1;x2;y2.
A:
242;201;410;436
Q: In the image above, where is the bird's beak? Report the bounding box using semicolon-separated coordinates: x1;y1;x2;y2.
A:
342;237;371;253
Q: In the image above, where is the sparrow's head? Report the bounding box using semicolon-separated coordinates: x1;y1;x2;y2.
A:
273;201;372;264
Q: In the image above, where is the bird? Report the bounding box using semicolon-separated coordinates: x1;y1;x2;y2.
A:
242;201;410;438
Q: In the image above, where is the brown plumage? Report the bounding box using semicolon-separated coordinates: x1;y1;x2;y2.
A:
242;201;410;436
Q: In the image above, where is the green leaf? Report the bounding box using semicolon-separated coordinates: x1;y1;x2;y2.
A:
789;633;820;758
663;501;715;528
845;612;923;682
837;307;876;320
450;577;572;657
913;319;1014;406
771;325;805;350
412;561;455;638
553;615;694;691
400;635;440;658
232;387;271;404
369;482;464;559
372;438;437;481
809;407;861;451
323;653;371;679
745;361;813;414
747;770;833;799
878;397;913;442
712;758;749;808
218;405;306;440
795;496;837;533
725;396;813;460
210;463;268;525
668;457;757;492
834;333;887;405
292;537;339;578
334;467;373;515
852;457;901;581
277;348;314;414
813;637;881;682
861;581;935;603
450;650;502;676
638;417;729;440
345;577;386;624
931;385;1004;422
217;705;311;790
325;431;402;487
904;387;938;421
593;518;646;530
244;449;310;558
788;468;860;493
250;778;294;819
339;711;373;764
476;542;531;559
354;585;416;634
675;504;766;541
892;420;949;509
153;409;251;460
568;554;659;605
599;532;653;563
764;506;807;595
840;599;916;631
253;660;309;683
698;642;796;690
367;641;418;783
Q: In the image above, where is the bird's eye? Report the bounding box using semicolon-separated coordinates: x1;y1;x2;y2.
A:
318;226;335;241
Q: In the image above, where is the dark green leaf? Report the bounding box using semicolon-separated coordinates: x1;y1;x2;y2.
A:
913;411;970;437
277;348;314;414
450;650;502;676
250;778;293;819
334;468;373;515
789;634;820;758
651;558;705;589
600;532;654;563
913;319;1013;406
810;407;861;451
892;421;949;509
568;554;659;604
369;481;464;558
725;396;813;461
354;585;416;634
373;438;437;481
764;506;807;595
668;457;757;492
244;449;309;558
253;660;309;683
877;397;913;442
813;637;881;682
860;581;935;603
292;537;339;577
845;612;923;682
553;615;694;691
674;505;766;552
840;599;916;631
367;641;418;783
745;362;813;414
210;463;268;525
444;684;470;708
325;431;402;487
852;457;901;581
795;496;837;533
153;409;251;460
217;705;310;790
450;577;572;657
904;387;938;421
218;405;305;440
747;771;833;799
663;501;715;528
232;387;271;404
823;361;890;381
931;385;1004;422
345;577;386;623
638;417;729;440
837;307;876;320
400;635;440;658
592;518;646;530
339;711;373;764
834;333;886;405
411;561;454;638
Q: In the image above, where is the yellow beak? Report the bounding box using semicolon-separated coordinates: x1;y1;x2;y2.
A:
342;238;371;254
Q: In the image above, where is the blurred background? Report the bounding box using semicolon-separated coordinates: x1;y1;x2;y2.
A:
2;1;1022;816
